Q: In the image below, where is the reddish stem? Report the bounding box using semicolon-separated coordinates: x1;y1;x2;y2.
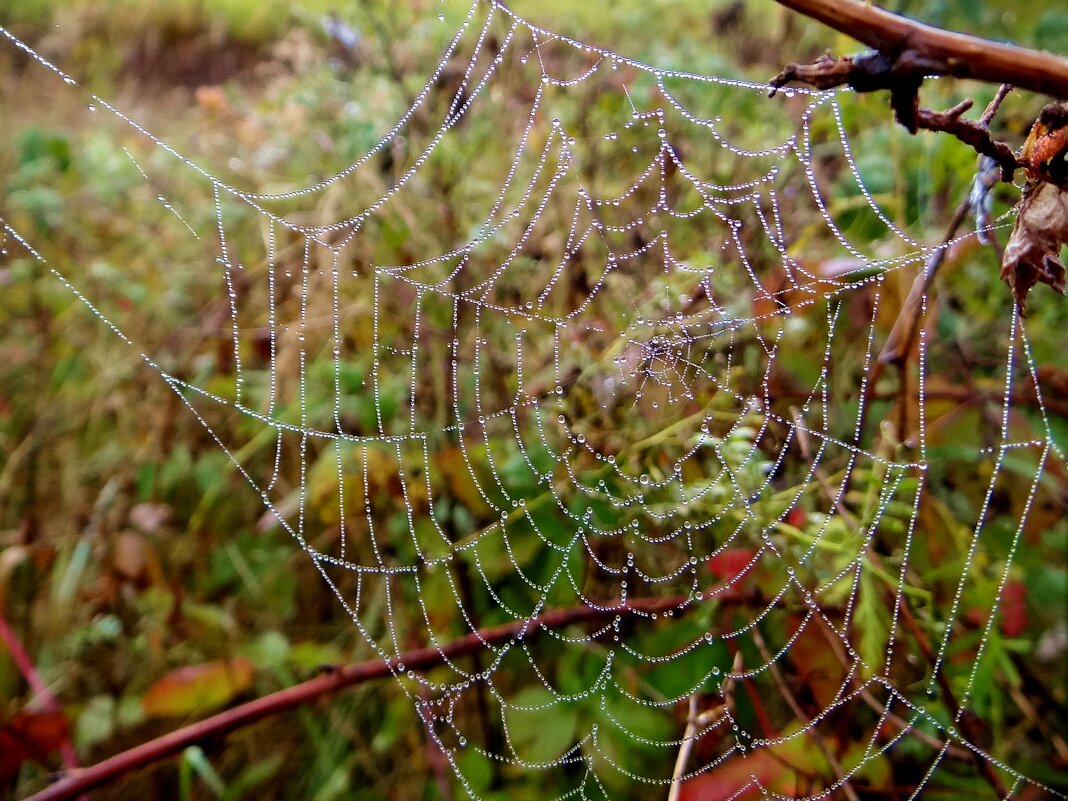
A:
0;614;81;775
20;596;690;801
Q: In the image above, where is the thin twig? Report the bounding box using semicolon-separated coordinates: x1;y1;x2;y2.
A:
915;101;1020;179
880;85;1014;368
878;196;972;368
981;83;1016;127
667;658;738;801
667;694;701;801
20;596;691;801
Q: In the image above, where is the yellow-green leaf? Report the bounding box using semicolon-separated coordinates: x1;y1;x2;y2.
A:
141;658;254;718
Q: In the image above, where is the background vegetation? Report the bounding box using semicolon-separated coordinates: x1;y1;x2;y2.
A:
0;1;1066;799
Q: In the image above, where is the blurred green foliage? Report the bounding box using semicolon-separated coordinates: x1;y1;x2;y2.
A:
0;1;1067;799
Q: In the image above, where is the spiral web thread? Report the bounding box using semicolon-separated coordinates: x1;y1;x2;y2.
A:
1;1;1065;798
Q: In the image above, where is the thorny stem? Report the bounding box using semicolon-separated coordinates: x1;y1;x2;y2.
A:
770;0;1054;181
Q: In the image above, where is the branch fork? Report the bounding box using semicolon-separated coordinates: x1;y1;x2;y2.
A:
771;51;1022;180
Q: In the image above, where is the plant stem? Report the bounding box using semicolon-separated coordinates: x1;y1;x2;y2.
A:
20;596;690;801
0;613;81;777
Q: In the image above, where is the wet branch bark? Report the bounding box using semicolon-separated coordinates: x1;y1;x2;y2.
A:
771;0;1068;99
770;0;1068;180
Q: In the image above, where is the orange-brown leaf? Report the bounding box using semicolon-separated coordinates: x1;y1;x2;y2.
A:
141;658;254;718
434;446;493;516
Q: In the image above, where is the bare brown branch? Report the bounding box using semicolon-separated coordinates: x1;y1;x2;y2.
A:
769;1;1068;178
771;53;1022;179
771;0;1068;98
916;101;1020;180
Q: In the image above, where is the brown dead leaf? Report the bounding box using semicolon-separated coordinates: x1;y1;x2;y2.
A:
111;532;163;585
1001;180;1068;312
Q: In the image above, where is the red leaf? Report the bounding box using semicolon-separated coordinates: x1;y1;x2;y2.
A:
707;548;757;583
679;725;833;800
0;711;69;782
999;581;1028;638
783;507;808;529
0;730;30;783
679;748;790;801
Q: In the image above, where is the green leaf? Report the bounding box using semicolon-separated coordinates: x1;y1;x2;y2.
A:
506;688;580;763
182;746;227;798
854;569;890;679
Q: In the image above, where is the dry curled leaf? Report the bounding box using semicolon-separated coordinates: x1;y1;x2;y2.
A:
1001;180;1068;312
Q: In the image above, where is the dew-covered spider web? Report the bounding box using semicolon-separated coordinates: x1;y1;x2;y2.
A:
2;1;1067;798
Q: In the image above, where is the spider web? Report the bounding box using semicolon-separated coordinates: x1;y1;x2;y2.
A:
1;1;1065;798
